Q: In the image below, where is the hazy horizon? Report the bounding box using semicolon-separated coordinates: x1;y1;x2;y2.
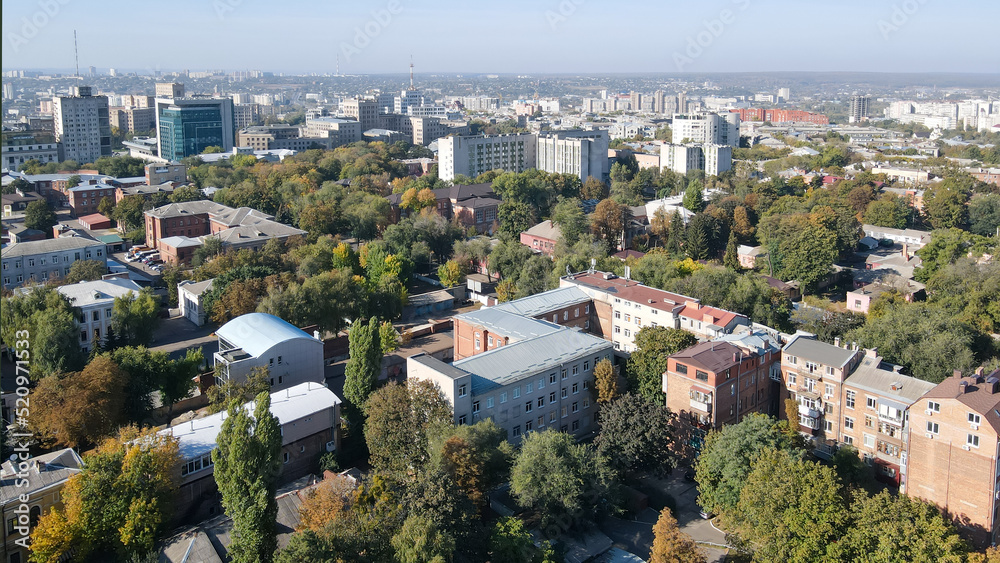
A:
3;0;999;75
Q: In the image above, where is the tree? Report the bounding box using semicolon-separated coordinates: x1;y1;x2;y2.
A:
498;200;536;239
379;321;400;355
864;193;914;229
111;287;160;346
581;176;609;200
847;303;981;382
593;359;621;405
213;391;283;563
591;199;627;254
344;317;383;418
550;197;587;247
62;259;107;283
595;393;678;477
112;194;146;231
211;277;270;324
364;380;453;476
759;213;838;291
428;420;512;514
496;278;517;303
31;356;128;448
695;414;805;516
969;547;1000;563
29;427;179;562
192;236;224;267
169;185;204;203
732;206;755;241
729;449;849;562
489;516;556;563
723;230;740;270
626;327;697;401
437;259;464;288
649;508;707;563
24;200;57;234
297;475;356;532
923;176;971;230
207;366;271;414
391;514;455;563
1;287;86;379
969;193;1000;236
97;195;116;217
160;347;204;415
510;429;614;532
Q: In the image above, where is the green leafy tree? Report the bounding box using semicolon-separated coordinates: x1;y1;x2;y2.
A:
864;193;914;229
364;380;453;476
723;230;740;270
550;197;587;247
923;175;972;229
62;259;107;283
437;259;465;288
344;316;383;418
112;194;146;231
969;193;1000;237
510;429;614;532
581;177;609;200
213;391;283;563
1;287;86;379
695;414;805;516
626;327;697;401
97;195;116;217
591;199;628;254
28;427;179;562
914;228;998;282
391;514;455;563
24;200;57;234
682;180;705;213
111;287;160;347
593;358;621;405
497;200;537;239
595;393;678;477
847;303;981;382
649;508;707;563
207;366;272;414
427;420;512;513
489;516;557;563
729;449;849;562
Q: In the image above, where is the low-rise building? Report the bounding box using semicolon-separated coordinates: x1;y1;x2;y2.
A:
56;278;140;352
213;313;324;391
1;449;84;562
907;369;1000;548
178;278;214;327
145;162;187;185
520;220;562;256
158;382;341;522
1;235;106;289
408;326;612;443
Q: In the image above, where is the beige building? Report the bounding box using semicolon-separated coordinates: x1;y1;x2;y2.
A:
155;82;185;99
907;369;1000;548
109;106;156;133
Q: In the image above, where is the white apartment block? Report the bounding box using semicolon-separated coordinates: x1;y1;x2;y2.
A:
407;327;613;443
178;278;214;327
536;130;610;182
1;236;107;289
302;117;363;147
2;139;59;172
53;86;112;164
660;143;733;177
56;278;143;352
671;111;740;147
438;134;537;182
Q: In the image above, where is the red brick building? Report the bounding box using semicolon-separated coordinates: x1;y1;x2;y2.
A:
729;108;830;125
907;369;1000;548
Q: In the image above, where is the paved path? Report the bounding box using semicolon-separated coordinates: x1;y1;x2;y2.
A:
149;315;218;360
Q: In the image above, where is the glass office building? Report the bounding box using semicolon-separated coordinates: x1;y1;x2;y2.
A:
156;98;234;160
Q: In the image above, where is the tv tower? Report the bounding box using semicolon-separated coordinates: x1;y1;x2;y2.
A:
74;30;80;78
408;56;415;91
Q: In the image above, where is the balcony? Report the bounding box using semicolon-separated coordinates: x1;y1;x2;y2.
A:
690;398;711;413
798;404;821;419
878;412;903;425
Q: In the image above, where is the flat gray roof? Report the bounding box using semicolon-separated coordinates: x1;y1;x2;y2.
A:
784;335;857;368
454;308;562;342
1;235;103;258
490;286;592;318
845;354;936;405
454;328;611;394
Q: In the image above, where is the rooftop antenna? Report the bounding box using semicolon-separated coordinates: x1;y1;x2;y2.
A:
408;56;415;91
73;30;79;78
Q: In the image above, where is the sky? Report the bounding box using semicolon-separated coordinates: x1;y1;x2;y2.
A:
2;0;999;75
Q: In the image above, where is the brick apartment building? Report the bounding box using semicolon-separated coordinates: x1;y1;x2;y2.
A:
663;328;783;453
520;220;562;257
907;369;1000;548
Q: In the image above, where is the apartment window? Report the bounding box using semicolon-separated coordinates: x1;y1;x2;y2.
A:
825;402;834;415
512;425;521;437
525;420;533;432
474;335;481;350
584;361;590;371
572;365;579;376
676;364;688;375
458;384;467;398
845;390;856;409
488;335;494;347
624;313;630;322
549;411;556;423
844;416;854;430
458;415;467;425
561;388;568;399
843;435;854;445
624;329;631;337
549;392;556;403
552;314;558;323
967;434;980;448
866;396;877;410
572;420;580;431
538;378;545;389
550;372;557;384
824;420;834;432
283;452;290;464
513;387;520;399
472;401;480;414
787;355;797;365
572;402;579;413
526;382;533;394
788;373;797;385
574;307;579;318
696;370;708;382
614;311;621;319
562;369;568;380
863;434;875;448
81;330;88;342
537;397;544;408
561;406;568;418
927;401;940;413
500;392;507;404
525;401;533;413
826;366;835;376
486;397;494;408
572;383;579;394
584;397;591;408
585;304;590;314
865;416;875;429
969;413;982;426
824;383;835;398
805;378;817;393
583;380;589;390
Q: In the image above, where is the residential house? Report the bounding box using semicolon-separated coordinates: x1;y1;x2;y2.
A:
213;313;324;391
178;278;214;327
158;382;341;522
520;220;562;257
56;278;142;353
1;235;106;289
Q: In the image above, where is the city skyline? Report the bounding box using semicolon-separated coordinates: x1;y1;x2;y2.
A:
3;0;1000;75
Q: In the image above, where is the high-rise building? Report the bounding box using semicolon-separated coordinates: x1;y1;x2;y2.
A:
155;97;235;160
535;130;610;182
438;134;537;182
155;82;185;99
53;86;112;164
671;111;740;147
660;143;732;176
109;106;156;133
301;117;363;147
341;98;380;130
2;82;13;100
778;87;791;102
653;90;667;114
850;95;871;123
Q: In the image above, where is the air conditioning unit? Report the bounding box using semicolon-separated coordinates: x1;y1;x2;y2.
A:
925;433;934;439
924;409;933;415
325;441;336;452
962;445;971;451
971;424;980;431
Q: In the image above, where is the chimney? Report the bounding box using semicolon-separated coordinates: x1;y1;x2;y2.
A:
975;367;985;377
890;382;900;391
991;380;1000;394
834;337;841;347
313;330;321;341
959;381;969;394
901;242;909;259
953;370;963;379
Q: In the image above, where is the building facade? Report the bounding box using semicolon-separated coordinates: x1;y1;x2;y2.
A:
178;279;214;327
1;236;107;289
156;97;235;161
213;313;324;391
671;112;740;147
2;132;59;172
56;278;141;353
438;134;537;182
535;130;610;182
660;143;732;177
53;86;112;164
